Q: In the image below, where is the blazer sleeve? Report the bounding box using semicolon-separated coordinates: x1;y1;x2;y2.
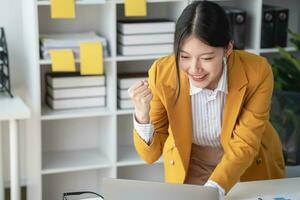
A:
133;59;169;164
209;58;274;193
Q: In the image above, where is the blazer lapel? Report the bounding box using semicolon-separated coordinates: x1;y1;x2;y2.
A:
220;51;248;147
161;68;193;172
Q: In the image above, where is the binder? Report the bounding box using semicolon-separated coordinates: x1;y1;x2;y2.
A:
261;5;276;48
225;8;247;49
274;7;289;47
261;5;289;48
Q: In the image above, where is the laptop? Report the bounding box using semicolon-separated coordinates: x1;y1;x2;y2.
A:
102;178;219;200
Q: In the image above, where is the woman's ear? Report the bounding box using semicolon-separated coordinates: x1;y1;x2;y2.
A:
224;41;234;57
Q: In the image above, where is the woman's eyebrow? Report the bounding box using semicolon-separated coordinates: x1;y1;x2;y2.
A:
179;50;215;56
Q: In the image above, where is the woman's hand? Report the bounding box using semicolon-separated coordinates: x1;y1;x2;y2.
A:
128;80;153;124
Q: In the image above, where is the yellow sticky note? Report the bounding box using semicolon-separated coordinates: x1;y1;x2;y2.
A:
50;49;76;72
50;0;75;19
80;42;104;75
125;0;147;17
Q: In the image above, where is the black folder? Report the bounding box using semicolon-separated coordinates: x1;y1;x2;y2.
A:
274;7;289;47
261;5;289;48
225;8;247;50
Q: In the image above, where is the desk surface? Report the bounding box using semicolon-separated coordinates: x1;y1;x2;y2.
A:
226;177;300;199
0;93;30;120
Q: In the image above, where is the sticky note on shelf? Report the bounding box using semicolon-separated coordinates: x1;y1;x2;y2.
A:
125;0;147;17
80;42;104;75
50;0;75;19
50;49;76;72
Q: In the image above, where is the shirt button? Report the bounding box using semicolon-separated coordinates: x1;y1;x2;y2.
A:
170;160;175;165
171;143;176;150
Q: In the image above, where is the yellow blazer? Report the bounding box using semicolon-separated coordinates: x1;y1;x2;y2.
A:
133;50;285;193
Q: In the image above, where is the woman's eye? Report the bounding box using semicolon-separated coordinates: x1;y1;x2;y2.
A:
202;57;213;60
180;55;189;59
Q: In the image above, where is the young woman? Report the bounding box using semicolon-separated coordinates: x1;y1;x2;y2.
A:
128;1;285;199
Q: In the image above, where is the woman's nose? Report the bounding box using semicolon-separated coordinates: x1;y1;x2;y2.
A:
190;59;202;73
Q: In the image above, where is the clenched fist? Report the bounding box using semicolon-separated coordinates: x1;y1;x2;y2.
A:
128;80;153;124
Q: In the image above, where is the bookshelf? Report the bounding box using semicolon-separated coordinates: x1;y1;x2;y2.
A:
20;0;300;199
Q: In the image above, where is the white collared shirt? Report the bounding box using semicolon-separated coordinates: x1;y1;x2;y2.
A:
134;61;228;147
189;61;228;147
133;61;228;200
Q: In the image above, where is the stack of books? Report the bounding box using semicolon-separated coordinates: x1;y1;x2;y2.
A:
117;73;148;109
40;32;110;59
117;19;175;56
46;72;106;110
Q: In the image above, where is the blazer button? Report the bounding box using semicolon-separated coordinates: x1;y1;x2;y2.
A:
256;158;262;165
170;160;175;165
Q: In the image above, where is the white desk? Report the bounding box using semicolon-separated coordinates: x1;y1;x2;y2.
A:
0;93;30;200
226;177;300;200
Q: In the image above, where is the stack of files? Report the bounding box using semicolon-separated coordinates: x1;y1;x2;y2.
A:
117;19;175;56
117;72;148;109
224;7;247;49
40;32;109;59
261;5;289;48
46;72;106;110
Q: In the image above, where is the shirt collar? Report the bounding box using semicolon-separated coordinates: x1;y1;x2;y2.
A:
189;61;228;96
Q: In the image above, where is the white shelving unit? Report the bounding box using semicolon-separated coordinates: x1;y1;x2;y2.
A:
20;0;300;199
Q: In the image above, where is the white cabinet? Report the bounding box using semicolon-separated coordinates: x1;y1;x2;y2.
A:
21;0;300;199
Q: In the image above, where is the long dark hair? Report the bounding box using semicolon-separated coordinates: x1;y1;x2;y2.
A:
174;1;232;103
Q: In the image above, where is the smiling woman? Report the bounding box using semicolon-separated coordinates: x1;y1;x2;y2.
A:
178;36;232;90
127;1;285;200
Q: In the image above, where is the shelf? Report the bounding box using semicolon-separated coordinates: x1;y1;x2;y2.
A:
117;145;163;167
116;54;168;62
244;48;257;54
41;105;113;120
116;109;134;115
115;0;186;4
40;57;113;65
259;46;297;54
42;148;112;175
37;0;107;6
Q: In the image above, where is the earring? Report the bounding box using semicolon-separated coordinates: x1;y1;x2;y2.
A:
223;57;227;66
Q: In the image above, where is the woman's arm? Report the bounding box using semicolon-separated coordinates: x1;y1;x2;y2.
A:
133;60;169;164
209;58;274;193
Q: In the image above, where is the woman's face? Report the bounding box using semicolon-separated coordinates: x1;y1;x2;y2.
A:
179;36;231;90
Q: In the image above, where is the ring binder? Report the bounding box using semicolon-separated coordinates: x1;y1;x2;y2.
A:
224;7;247;50
261;5;289;48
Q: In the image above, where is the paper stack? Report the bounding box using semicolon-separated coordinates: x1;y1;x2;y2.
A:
40;32;110;59
117;72;148;109
46;72;106;110
117;19;175;56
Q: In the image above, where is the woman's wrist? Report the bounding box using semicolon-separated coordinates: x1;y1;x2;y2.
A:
134;110;150;124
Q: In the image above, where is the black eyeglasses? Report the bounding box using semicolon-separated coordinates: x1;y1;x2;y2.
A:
63;191;104;200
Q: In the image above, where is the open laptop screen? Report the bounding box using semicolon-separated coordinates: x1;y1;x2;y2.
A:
102;178;218;200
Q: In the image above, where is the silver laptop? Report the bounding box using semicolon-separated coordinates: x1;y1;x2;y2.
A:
102;178;219;200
